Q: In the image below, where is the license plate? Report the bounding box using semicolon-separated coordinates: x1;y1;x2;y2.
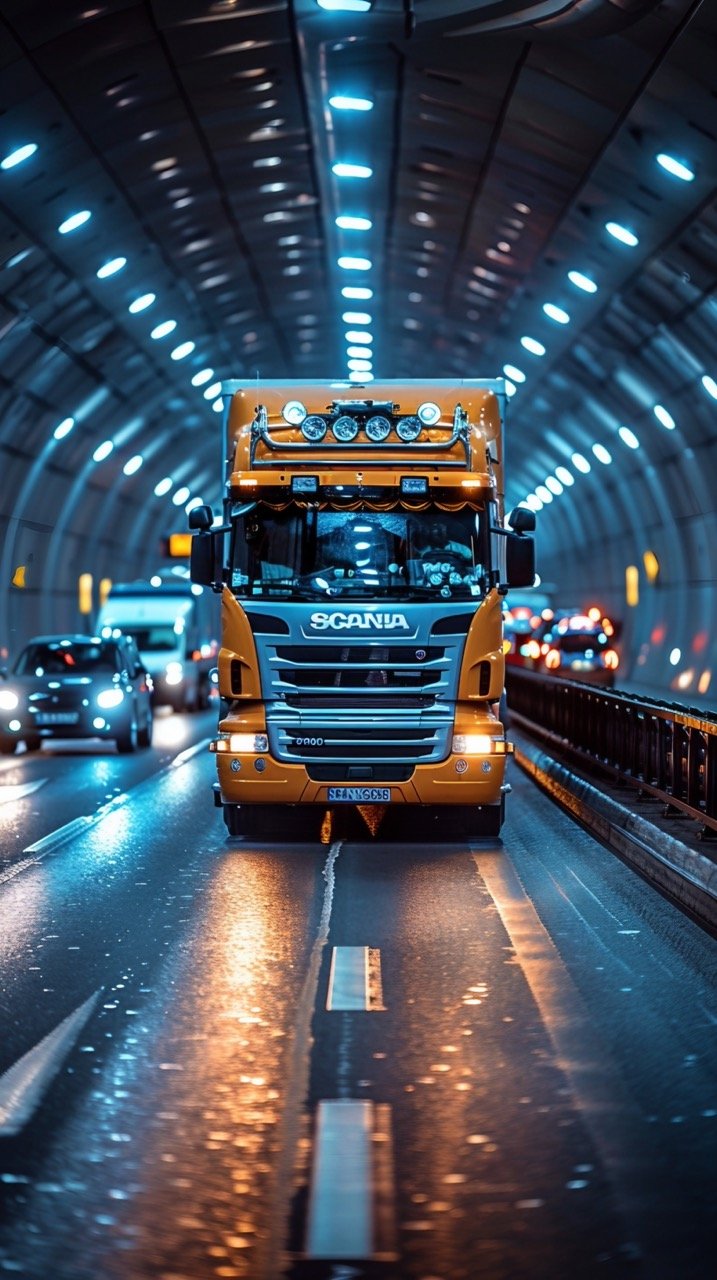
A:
35;712;79;725
328;787;391;803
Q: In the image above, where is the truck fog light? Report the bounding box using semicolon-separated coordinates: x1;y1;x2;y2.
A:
254;758;267;772
8;719;21;732
228;732;268;753
165;661;184;685
97;688;124;709
0;690;19;711
282;400;307;425
93;717;106;730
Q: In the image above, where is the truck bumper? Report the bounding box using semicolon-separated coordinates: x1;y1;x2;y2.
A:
212;747;511;808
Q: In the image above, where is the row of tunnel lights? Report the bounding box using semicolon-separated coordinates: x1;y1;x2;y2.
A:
1;141;225;419
2;139;219;517
311;2;381;381
519;358;717;516
501;149;714;513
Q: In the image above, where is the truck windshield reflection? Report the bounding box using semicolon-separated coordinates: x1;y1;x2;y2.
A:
231;507;487;601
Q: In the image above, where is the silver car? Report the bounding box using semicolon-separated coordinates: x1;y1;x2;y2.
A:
0;633;154;754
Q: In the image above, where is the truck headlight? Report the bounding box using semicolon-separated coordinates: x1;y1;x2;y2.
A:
165;661;184;685
213;732;269;753
452;734;505;755
97;688;125;709
0;689;19;711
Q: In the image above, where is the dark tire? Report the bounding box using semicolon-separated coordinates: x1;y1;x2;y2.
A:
116;708;138;754
24;735;42;752
137;712;153;749
0;735;18;755
223;804;293;839
475;799;504;838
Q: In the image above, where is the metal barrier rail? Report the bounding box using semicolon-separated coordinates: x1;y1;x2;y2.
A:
505;669;717;839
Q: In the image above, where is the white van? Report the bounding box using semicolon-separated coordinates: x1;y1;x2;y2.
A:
97;582;217;711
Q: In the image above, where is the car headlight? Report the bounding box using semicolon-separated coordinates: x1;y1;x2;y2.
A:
301;415;327;442
282;400;307;425
97;688;125;709
397;415;422;441
165;662;184;686
0;689;19;711
332;414;359;442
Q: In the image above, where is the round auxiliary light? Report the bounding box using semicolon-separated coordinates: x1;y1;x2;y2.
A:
417;401;441;426
282;400;307;425
301;415;327;442
365;414;391;442
332;414;359;442
397;415;422;442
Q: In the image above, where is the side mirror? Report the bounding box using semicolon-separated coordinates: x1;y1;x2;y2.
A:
191;529;224;590
509;507;536;533
505;531;536;588
188;504;214;532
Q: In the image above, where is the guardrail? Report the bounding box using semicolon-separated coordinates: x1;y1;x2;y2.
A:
505;670;717;840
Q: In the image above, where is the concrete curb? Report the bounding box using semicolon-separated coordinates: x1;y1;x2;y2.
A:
514;740;717;935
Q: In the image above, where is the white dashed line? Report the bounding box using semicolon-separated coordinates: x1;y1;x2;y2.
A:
0;778;47;805
327;946;386;1011
306;1100;373;1258
0;990;101;1137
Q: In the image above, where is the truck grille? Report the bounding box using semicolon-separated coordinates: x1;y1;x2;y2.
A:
271;644;448;694
264;639;456;765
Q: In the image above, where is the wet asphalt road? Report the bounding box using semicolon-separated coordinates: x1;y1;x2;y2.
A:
0;717;716;1280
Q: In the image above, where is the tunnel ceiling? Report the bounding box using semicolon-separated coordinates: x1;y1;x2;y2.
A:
1;0;716;605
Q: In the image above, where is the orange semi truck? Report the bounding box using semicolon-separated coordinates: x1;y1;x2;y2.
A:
189;379;535;837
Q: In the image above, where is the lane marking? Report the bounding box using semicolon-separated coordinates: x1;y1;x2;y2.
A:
262;842;343;1276
0;779;47;805
23;793;130;856
327;946;386;1011
169;738;211;769
0;990;101;1137
306;1100;373;1258
17;738;211;860
475;852;656;1244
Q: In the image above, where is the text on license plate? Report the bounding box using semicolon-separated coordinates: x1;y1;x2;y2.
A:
327;787;391;803
36;712;79;725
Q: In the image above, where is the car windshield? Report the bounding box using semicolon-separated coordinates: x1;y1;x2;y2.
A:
121;626;179;652
557;632;605;655
15;640;121;676
230;505;488;601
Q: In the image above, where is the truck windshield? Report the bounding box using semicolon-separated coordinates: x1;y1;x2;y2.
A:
231;505;488;601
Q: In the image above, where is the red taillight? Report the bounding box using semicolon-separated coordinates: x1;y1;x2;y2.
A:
604;649;619;669
545;648;561;670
